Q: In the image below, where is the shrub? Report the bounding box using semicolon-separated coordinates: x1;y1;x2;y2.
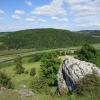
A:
24;70;29;74
41;52;58;61
75;74;100;95
32;77;51;94
0;71;14;89
77;44;97;63
41;52;61;86
54;50;60;56
60;51;66;56
30;68;36;76
14;55;25;74
28;53;42;62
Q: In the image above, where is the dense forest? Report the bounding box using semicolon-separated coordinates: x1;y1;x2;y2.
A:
0;28;100;50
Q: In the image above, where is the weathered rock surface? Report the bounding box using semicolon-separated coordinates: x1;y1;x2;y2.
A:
57;55;100;95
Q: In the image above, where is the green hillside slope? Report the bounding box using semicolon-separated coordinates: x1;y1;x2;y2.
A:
1;28;100;50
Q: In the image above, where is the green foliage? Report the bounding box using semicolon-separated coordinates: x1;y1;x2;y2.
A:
2;28;100;50
77;44;97;63
0;43;6;50
28;53;42;62
75;74;100;95
24;70;29;74
60;51;65;56
41;51;59;60
95;50;100;67
14;55;25;74
30;68;36;76
41;52;61;85
32;77;52;94
0;71;14;89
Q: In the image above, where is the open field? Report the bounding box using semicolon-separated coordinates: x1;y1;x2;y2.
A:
92;43;100;49
0;43;100;63
0;61;41;88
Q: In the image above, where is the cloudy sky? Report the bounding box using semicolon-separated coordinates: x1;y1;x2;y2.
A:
0;0;100;32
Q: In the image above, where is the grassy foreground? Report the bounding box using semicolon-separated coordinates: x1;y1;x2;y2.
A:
0;89;100;100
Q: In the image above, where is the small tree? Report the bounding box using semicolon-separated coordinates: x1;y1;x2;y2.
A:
41;52;61;85
30;68;36;76
24;70;29;74
0;71;13;89
14;55;25;74
77;44;97;63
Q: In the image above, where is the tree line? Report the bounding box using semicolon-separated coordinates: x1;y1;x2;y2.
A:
1;28;100;50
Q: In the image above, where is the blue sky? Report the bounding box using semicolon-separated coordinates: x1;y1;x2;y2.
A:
0;0;100;32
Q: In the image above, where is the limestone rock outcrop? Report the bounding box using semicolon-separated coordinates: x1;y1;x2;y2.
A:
57;55;100;95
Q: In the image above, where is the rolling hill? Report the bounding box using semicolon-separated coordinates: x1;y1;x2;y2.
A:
0;28;100;50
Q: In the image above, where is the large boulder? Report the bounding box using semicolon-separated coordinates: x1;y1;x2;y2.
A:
57;55;100;95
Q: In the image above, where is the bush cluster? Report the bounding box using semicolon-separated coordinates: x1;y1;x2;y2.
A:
77;44;97;63
32;77;52;94
41;52;61;86
30;68;36;76
0;71;14;89
75;74;100;95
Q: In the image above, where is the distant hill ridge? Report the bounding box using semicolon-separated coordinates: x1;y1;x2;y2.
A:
0;28;100;50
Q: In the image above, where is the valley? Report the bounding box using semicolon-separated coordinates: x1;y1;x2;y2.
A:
0;29;100;100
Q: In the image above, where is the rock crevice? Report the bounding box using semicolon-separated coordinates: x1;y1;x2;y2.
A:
57;56;100;95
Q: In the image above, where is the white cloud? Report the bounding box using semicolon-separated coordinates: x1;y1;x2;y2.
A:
37;19;47;23
25;17;35;22
66;0;100;17
0;23;34;32
25;17;47;23
26;1;32;7
0;9;5;14
0;17;4;20
0;9;5;20
51;16;68;22
76;22;100;28
32;0;67;16
12;9;25;20
12;15;21;20
94;22;100;26
62;18;68;22
51;16;59;20
0;16;4;20
15;9;25;15
65;0;100;30
76;24;87;27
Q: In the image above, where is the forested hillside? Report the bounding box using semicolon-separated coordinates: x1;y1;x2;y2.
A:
1;28;100;50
